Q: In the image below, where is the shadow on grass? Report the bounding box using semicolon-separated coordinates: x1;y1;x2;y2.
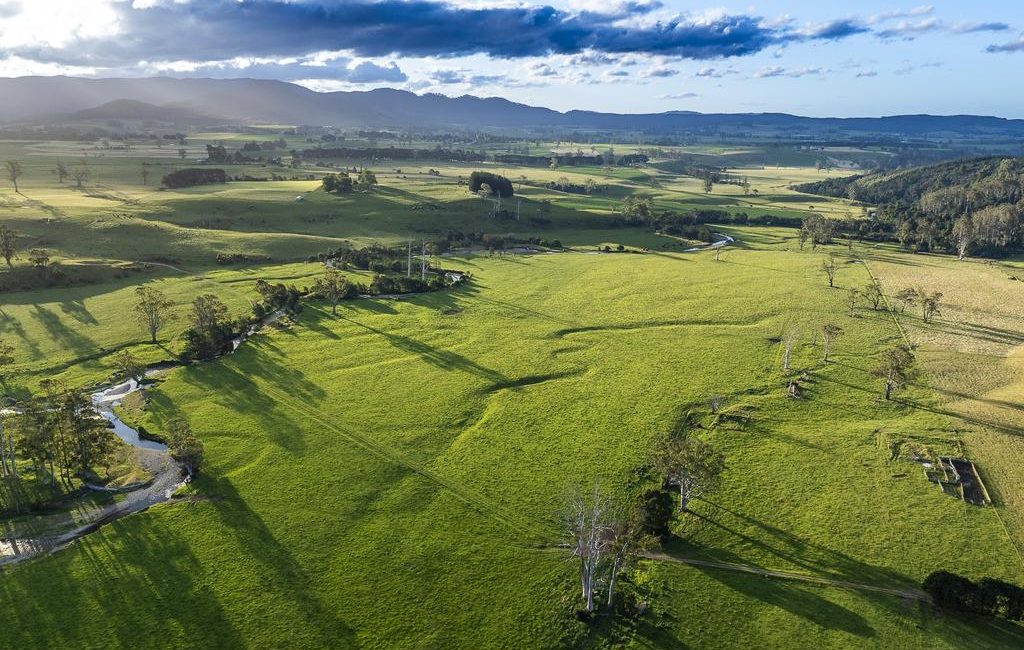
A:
341;317;510;385
174;346;326;454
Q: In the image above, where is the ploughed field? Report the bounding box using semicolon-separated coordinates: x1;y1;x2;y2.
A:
2;241;1022;648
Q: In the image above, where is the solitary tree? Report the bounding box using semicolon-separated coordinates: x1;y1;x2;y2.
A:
894;287;917;314
27;248;49;272
0;225;15;266
134;286;174;344
782;325;799;371
5;160;23;193
54;161;68;184
314;267;352;315
821;254;838;288
140;163;150;186
847;287;859;316
919;289;943;323
71;166;90;188
166;418;204;476
357;169;378;192
875;345;914;400
863;281;884;311
178;148;187;160
654;432;725;512
821;323;844;363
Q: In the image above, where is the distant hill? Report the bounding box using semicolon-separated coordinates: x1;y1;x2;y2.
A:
69;99;222;124
1;76;1024;138
795;156;1024;254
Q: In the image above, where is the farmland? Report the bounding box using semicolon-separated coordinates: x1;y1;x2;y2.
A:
0;135;1022;649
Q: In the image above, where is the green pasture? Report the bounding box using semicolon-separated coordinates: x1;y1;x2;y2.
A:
2;242;1022;648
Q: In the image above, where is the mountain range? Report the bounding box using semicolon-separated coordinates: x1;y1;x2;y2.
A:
4;76;1024;137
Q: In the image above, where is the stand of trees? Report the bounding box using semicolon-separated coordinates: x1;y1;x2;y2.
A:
162;168;228;189
468;171;514;198
1;382;116;512
924;571;1024;621
321;172;354;193
182;294;236;360
795;156;1024;257
564;486;655;617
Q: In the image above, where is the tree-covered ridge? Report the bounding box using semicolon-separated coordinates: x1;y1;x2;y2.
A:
794;156;1024;255
795;156;1024;205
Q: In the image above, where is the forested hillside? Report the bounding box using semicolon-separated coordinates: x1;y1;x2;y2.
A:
795;156;1024;256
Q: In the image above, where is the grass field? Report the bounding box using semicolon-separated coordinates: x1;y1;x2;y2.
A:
1;137;1021;648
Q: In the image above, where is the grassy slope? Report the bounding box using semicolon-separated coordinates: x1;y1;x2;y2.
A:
2;242;1022;648
866;247;1024;562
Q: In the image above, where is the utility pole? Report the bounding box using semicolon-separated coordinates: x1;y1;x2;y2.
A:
421;242;427;280
516;197;521;221
407;237;412;277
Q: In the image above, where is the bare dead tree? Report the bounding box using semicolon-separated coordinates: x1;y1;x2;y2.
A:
953;215;973;261
604;516;652;609
821;323;844;363
782;325;799;371
564;485;612;613
820;254;838;288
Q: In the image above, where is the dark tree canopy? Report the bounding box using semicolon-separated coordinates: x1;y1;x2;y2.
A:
469;171;514;198
162;168;228;189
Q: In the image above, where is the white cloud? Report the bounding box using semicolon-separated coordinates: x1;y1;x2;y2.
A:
0;55;99;77
0;0;120;49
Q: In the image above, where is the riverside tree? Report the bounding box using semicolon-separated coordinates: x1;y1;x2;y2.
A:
112;349;143;382
166;419;204;476
183;294;232;359
314;267;355;315
134;286;175;344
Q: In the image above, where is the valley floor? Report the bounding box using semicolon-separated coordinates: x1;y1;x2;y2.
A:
2;236;1023;648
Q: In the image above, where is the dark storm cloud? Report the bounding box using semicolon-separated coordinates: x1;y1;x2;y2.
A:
6;0;868;67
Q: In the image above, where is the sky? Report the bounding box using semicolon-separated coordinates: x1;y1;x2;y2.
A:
1;0;1023;117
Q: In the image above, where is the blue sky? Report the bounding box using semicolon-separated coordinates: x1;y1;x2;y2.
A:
1;0;1022;117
